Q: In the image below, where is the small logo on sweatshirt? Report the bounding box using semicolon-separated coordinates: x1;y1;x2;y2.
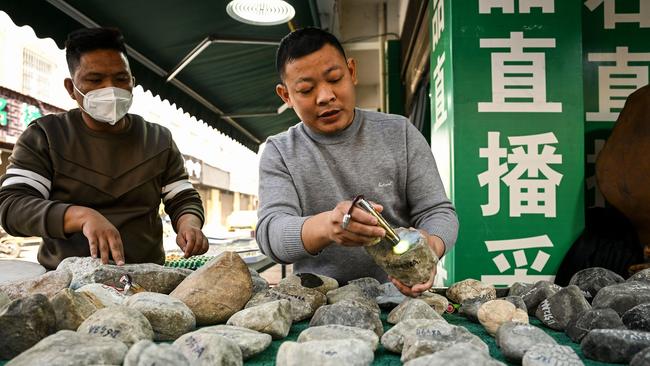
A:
378;181;393;188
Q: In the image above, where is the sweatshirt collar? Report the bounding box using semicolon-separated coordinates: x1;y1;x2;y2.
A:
301;108;362;145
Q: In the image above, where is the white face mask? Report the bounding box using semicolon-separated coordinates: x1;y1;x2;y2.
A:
73;84;133;125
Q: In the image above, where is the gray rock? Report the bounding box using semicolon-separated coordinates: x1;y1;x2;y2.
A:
195;325;272;360
569;267;624;300
509;282;532;297
387;298;444;324
0;294;56;359
365;228;438;287
124;340;190;366
77;305;154;347
279;273;338;295
592;281;650;315
521;281;561;315
173;332;243;366
630;346;650;366
170;251;253;325
348;277;382;298
622;303;650;332
276;339;374;366
310;299;384;336
565;308;625;343
522;344;584;366
503;295;527;310
57;256;104;289
478;299;529;336
0;269;71;300
581;329;650;363
249;268;269;294
446;279;496;304
5;330;127;366
401;329;489;363
496;321;557;362
403;342;505;366
417;291;449;314
124;292;195;340
535;285;591;331
76;283;126;307
50;288;104;330
0;290;10;308
227;299;292;339
246;283;326;322
91;263;191;294
375;281;406;309
297;324;379;350
628;268;650;283
326;284;368;303
381;319;484;354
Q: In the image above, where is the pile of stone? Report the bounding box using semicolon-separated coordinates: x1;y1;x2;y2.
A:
454;267;650;365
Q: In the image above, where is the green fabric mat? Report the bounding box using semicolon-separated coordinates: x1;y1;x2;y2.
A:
0;312;621;365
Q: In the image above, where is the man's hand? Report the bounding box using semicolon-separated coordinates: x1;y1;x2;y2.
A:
390;231;445;297
64;206;125;265
176;213;208;258
302;200;387;254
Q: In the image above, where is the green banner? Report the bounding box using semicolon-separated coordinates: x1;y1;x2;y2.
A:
431;0;584;286
583;0;650;208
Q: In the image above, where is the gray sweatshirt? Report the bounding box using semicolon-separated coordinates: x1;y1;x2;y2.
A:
256;108;458;284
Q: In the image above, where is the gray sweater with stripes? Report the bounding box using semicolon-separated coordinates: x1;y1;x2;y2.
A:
0;109;204;269
256;108;458;285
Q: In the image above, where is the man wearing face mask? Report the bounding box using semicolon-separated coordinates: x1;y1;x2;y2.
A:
0;27;208;270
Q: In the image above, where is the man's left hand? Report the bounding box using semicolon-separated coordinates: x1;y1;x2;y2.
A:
390;231;445;297
175;214;208;258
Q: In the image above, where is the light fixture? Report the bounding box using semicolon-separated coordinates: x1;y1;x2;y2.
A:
226;0;295;26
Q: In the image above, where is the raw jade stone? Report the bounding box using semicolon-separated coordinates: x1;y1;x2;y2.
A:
365;228;438;287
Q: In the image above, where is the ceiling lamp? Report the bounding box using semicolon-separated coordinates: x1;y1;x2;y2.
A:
226;0;296;26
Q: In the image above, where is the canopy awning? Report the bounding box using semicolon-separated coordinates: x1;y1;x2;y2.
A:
1;0;321;151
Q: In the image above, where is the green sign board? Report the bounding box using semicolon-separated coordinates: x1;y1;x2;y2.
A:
582;0;650;208
430;0;584;286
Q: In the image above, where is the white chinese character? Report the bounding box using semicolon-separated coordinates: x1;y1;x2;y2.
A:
479;0;555;14
432;0;445;50
587;139;606;207
478;132;563;217
479;32;562;113
584;0;650;29
586;47;650;122
478;132;508;216
433;53;448;132
481;235;556;286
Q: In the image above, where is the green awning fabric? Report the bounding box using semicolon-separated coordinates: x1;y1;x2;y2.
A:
1;0;320;151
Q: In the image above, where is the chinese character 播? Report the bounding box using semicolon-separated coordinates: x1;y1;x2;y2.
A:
584;0;650;29
481;234;555;286
479;32;562;113
479;0;555;14
478;131;563;217
586;47;650;122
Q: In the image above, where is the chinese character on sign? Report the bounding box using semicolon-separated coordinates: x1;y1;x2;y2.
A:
479;0;555;14
432;0;445;49
479;32;562;113
478;131;563;217
586;47;650;122
586;139;606;208
20;103;42;126
433;53;448;132
584;0;650;29
481;234;555;286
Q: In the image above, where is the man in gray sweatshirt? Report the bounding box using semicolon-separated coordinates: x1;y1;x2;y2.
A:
256;27;459;297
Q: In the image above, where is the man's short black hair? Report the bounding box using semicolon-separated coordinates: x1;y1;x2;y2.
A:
65;27;128;75
276;27;347;81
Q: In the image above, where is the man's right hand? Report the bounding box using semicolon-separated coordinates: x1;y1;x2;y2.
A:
302;200;386;254
64;206;125;265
